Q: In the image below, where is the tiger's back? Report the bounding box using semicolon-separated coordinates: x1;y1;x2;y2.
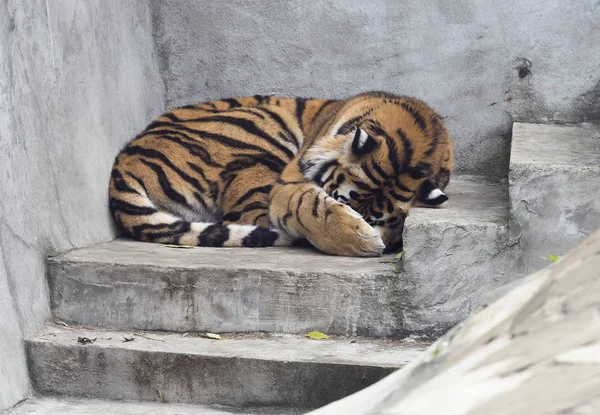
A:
109;92;453;256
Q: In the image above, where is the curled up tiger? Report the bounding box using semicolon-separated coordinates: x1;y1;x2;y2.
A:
109;91;453;257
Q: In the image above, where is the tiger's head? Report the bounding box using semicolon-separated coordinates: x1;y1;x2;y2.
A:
300;91;453;252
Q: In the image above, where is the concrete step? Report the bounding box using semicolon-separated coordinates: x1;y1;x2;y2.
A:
401;175;521;335
25;324;426;409
9;396;305;415
47;176;513;337
509;123;600;273
10;396;308;414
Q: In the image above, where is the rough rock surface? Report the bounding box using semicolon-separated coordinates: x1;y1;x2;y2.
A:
509;122;600;273
309;228;600;414
0;0;164;409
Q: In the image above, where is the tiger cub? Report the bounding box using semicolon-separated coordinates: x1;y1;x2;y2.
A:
109;91;453;257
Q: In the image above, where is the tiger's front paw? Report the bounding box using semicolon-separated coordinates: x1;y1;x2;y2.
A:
310;203;385;257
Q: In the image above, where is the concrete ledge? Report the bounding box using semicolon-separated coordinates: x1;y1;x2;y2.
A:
402;176;522;334
509;123;600;273
10;396;305;415
26;325;425;408
48;242;402;337
48;176;515;337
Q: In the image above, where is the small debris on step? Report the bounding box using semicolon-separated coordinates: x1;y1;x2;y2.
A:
77;337;96;345
134;333;165;342
162;244;195;249
122;335;135;343
200;332;221;340
54;319;70;328
305;331;329;340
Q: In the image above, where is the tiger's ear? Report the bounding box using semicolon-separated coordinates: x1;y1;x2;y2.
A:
351;127;378;157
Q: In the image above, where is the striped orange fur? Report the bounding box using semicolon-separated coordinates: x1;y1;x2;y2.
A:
109;91;453;256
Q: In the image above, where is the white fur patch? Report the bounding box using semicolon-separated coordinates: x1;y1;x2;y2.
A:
223;224;257;247
427;188;445;200
302;150;338;180
354;128;369;150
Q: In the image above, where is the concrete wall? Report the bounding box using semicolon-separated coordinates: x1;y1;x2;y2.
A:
0;0;164;409
151;0;600;177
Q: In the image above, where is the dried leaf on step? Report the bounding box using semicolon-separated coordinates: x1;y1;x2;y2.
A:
305;331;329;340
163;244;195;249
548;254;562;262
200;332;222;340
394;252;403;260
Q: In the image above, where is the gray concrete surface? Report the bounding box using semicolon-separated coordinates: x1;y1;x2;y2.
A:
402;176;523;335
10;396;306;415
509;123;600;273
309;228;600;415
46;177;511;337
0;0;164;410
48;240;405;337
26;325;425;408
151;0;600;178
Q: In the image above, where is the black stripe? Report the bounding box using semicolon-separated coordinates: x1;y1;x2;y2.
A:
311;194;320;216
157;133;222;168
312;160;339;185
371;158;389;181
362;161;382;186
143;122;285;157
233;184;273;208
295;98;307;130
242;227;279;247
187;161;219;203
373;189;385;210
110;198;157;216
312;100;337;121
370;124;398;176
137;158;188;204
182;115;295;160
127;146;207;194
401;103;427;131
111;169;137;193
393;178;412;193
396;128;414;170
410;162;432;179
354;181;374;191
234;108;266;119
424;115;442;157
253;213;268;224
276;177;311;186
132;221;191;240
260;107;300;148
221;98;242;108
125;172;149;195
161;112;181;123
225;154;286;175
198;223;230;246
253;94;269;104
294;189;312;231
337;115;364;135
241;201;268;214
389;189;413;202
222;212;242;222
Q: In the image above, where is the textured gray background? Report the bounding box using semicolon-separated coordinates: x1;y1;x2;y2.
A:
150;0;600;177
0;0;163;409
151;0;600;124
1;0;600;410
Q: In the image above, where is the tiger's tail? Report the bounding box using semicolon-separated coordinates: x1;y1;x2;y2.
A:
109;168;292;248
